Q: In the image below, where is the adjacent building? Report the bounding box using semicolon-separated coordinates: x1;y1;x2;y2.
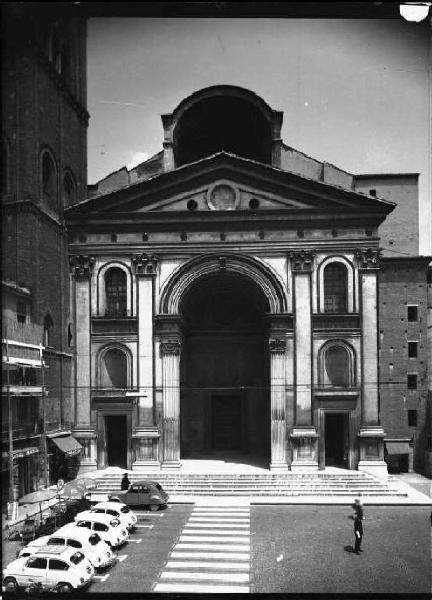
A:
1;4;87;504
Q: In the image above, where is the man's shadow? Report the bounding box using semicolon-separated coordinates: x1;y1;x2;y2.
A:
344;545;356;553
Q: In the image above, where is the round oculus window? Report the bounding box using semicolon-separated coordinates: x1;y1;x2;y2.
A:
207;183;239;211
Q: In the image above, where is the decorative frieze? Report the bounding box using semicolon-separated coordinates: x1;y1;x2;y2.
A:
160;341;181;356
132;253;158;275
354;247;382;270
289;249;315;272
268;338;287;353
69;255;95;278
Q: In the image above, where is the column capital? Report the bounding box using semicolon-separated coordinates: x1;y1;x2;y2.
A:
69;255;95;278
268;337;287;353
132;253;158;276
289;249;315;272
160;341;181;356
354;247;382;270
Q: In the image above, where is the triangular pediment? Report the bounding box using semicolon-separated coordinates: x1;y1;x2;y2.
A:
67;152;394;220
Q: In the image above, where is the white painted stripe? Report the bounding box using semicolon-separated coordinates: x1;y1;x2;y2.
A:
165;561;249;570
171;551;249;560
193;508;250;512
182;529;249;536
160;571;249;582
191;512;250;516
117;555;128;562
134;524;154;529
184;523;249;529
153;583;249;593
179;535;250;544
127;538;142;543
176;543;250;551
189;515;250;523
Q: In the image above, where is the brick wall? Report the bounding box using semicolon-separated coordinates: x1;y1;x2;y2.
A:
379;258;431;473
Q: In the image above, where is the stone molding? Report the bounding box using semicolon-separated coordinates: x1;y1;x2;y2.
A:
268;338;287;353
354;247;382;270
132;253;159;275
69;255;95;278
289;249;315;272
160;341;181;356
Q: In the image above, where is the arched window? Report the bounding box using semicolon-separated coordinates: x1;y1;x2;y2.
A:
62;171;76;206
324;263;347;313
41;150;57;209
105;268;127;316
43;314;54;347
100;348;127;389
324;345;350;387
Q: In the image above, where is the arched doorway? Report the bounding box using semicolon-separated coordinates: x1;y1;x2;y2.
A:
179;271;270;464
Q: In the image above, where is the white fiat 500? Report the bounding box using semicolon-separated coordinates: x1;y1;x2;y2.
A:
18;524;117;570
3;545;94;593
90;501;137;532
74;511;128;548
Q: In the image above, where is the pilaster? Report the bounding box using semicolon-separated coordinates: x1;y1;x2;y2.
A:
69;255;97;471
289;250;319;471
355;247;387;480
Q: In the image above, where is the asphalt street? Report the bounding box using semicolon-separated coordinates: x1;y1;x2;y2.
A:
3;504;430;594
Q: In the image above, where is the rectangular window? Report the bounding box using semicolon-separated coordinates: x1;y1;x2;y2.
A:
408;342;418;358
407;410;417;427
407;374;418;390
407;305;418;322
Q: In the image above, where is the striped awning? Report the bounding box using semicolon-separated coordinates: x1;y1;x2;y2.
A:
51;435;82;456
385;441;410;455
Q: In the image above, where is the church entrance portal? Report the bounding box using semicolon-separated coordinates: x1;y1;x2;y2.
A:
324;412;349;468
180;272;270;464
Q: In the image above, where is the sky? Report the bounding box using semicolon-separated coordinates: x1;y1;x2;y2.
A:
87;17;431;254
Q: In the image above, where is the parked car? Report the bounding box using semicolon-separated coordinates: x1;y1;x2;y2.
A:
74;511;128;548
3;544;94;593
109;480;169;511
90;501;137;532
18;523;117;570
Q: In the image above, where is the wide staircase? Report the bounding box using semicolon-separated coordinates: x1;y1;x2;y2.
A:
94;471;407;498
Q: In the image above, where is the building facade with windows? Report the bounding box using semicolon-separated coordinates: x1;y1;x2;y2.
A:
1;5;86;503
66;85;403;478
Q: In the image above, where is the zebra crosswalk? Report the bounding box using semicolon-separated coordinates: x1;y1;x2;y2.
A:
153;504;251;593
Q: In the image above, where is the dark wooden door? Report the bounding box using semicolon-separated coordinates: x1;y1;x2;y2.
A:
211;395;241;450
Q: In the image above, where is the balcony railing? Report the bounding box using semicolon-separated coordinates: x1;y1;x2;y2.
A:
45;420;72;433
1;421;42;441
2;315;44;346
91;317;137;335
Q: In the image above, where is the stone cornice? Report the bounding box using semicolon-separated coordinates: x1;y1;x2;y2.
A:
2;199;67;232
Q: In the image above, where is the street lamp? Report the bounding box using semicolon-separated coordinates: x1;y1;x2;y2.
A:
399;3;431;21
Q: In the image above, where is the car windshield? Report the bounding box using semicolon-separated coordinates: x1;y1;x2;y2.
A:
155;484;163;491
70;552;85;565
106;509;118;517
88;533;101;546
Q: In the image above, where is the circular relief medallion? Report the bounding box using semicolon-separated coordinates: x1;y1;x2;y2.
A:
207;182;239;211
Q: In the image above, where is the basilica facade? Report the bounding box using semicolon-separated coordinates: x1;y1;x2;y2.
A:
66;86;395;478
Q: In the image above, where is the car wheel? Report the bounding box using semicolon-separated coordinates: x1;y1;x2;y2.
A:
3;577;19;592
149;504;159;512
56;582;73;593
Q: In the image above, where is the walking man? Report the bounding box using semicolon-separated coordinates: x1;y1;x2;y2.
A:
354;514;363;554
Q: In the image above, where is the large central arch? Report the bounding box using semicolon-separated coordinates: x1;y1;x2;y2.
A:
159;253;287;315
157;254;290;471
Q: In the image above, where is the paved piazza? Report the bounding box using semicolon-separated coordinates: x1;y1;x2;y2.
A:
71;503;431;594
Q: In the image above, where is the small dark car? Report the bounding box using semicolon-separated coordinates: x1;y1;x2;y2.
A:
109;480;169;511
